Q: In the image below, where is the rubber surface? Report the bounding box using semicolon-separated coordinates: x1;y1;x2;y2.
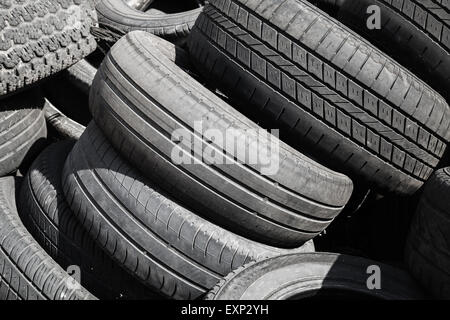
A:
62;123;315;299
0;91;47;177
187;0;450;195
89;30;353;247
0;176;95;300
19;141;157;299
405;167;450;299
94;0;202;42
64;59;97;96
0;0;98;97
206;252;425;300
325;0;450;102
44;99;85;140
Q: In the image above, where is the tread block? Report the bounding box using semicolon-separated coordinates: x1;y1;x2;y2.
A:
282;72;296;99
336;110;351;135
297;82;312;109
312;93;324;117
324;101;336;125
367;129;380;153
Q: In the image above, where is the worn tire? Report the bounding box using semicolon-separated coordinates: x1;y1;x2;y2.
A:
206;253;425;300
0;0;98;97
94;0;202;42
0;91;47;177
62;123;315;299
89;30;353;248
18;141;157;300
319;0;450;102
405;168;450;299
0;176;95;300
187;0;450;195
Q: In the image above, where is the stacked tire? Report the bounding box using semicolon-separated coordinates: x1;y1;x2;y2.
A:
185;0;450;299
187;0;450;195
2;0;448;301
93;0;204;43
0;0;99;300
54;29;354;299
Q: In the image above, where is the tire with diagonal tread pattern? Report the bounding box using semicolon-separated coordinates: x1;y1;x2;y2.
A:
405;167;450;299
313;0;450;102
205;253;425;300
0;91;47;177
187;0;450;195
0;0;98;97
0;176;95;300
62;123;315;299
18;141;158;300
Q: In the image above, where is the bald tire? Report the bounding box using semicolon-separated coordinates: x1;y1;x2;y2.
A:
61;123;315;299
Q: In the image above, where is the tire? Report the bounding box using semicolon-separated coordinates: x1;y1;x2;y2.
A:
89;30;353;248
206;253;425;300
94;0;202;42
187;0;450;195
44;99;85;140
0;176;95;300
18;141;157;300
62;36;191;97
0;0;98;97
62;123;315;299
0;91;47;177
64;59;97;96
405;168;450;299
318;0;450;102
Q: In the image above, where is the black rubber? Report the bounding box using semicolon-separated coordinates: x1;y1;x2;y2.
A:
405;167;450;299
187;0;450;195
62;123;315;299
206;253;425;300
0;0;98;97
0;91;47;177
0;176;95;300
44;99;85;140
316;0;450;102
64;59;97;96
89;30;353;248
18;141;158;300
94;0;202;42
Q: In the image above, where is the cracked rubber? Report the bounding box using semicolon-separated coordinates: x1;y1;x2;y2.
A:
89;30;353;248
94;0;202;42
206;253;425;300
0;0;98;97
405;167;450;299
187;0;450;195
0;91;47;177
319;0;450;102
18;141;158;300
61;123;315;299
0;176;95;300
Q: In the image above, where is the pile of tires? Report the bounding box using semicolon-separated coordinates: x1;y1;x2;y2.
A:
2;0;450;300
0;0;98;300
